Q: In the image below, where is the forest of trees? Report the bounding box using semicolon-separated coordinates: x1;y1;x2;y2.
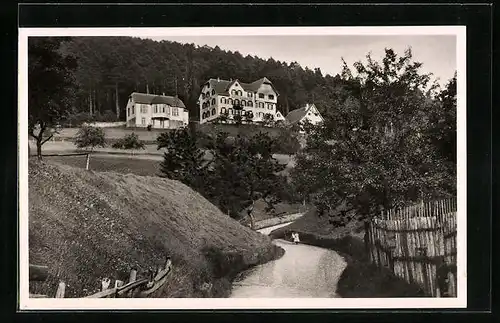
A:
59;36;345;121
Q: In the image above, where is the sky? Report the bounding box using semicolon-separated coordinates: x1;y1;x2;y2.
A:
147;35;456;87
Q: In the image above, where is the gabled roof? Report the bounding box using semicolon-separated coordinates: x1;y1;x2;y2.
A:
130;92;186;108
285;107;308;124
285;103;322;124
203;77;279;96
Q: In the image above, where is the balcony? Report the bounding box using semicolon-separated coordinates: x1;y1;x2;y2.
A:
152;111;171;119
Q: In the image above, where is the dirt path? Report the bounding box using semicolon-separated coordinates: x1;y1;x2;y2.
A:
230;223;347;298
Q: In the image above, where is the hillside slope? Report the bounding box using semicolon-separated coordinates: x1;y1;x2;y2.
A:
28;160;282;298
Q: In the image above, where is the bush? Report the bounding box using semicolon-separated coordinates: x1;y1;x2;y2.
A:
94;110;118;122
64;112;94;127
112;133;145;150
74;126;107;150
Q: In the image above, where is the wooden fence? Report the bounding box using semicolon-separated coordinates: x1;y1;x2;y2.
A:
367;197;457;297
29;257;172;298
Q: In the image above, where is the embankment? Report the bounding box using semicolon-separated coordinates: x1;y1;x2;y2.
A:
269;208;425;298
29;160;283;298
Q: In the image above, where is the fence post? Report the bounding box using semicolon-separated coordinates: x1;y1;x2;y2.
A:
85;153;91;170
55;281;66;298
129;269;137;283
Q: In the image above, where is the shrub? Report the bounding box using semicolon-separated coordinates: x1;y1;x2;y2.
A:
64;112;94;127
94;110;118;122
74;126;106;151
112;133;145;150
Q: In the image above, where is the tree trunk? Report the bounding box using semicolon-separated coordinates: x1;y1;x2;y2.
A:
94;89;99;114
115;83;120;120
249;213;255;230
36;139;42;161
89;90;93;115
363;220;370;256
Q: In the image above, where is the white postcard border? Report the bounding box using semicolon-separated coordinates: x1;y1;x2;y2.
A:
18;26;467;310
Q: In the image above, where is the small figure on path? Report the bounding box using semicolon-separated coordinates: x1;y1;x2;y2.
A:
292;232;300;244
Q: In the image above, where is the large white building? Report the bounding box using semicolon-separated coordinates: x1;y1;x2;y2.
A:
198;77;285;125
125;92;189;129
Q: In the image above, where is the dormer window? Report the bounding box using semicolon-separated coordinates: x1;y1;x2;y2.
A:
258;93;265;99
268;94;274;100
212;89;215;95
248;93;253;98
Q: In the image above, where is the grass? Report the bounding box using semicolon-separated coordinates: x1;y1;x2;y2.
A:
54;123;284;143
47;155;162;177
29;160;283;298
269;207;425;298
45;153;297;224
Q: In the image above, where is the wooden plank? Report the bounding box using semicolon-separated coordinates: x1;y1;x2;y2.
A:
85;287;118;298
116;278;149;297
29;264;49;281
138;267;172;297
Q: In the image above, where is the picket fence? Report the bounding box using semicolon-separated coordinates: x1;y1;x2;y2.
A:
367;197;457;297
29;257;172;298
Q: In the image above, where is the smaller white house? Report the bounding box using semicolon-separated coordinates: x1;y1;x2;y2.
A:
125;92;189;129
285;103;324;131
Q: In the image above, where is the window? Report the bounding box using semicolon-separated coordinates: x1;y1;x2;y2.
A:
268;94;274;100
142;117;146;125
160;119;165;128
260;102;265;108
247;92;252;98
228;98;233;104
234;99;240;105
231;90;237;95
154;106;158;113
132;106;135;114
172;107;179;116
268;103;273;110
258;93;264;99
242;100;247;106
228;108;233;115
141;105;148;114
221;107;226;114
128;107;130;115
248;101;253;107
221;97;227;104
162;105;166;113
212;89;215;95
166;106;170;115
238;90;243;96
212;98;216;105
211;108;216;116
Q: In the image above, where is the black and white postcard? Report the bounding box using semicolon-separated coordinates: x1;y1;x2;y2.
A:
19;25;466;310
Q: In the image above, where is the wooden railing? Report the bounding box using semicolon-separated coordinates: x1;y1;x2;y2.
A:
29;257;172;298
367;198;457;297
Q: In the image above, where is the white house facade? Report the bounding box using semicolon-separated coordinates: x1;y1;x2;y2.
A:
125;92;189;129
285;103;324;132
198;77;285;125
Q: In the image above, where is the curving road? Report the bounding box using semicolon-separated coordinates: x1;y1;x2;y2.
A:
230;223;347;298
